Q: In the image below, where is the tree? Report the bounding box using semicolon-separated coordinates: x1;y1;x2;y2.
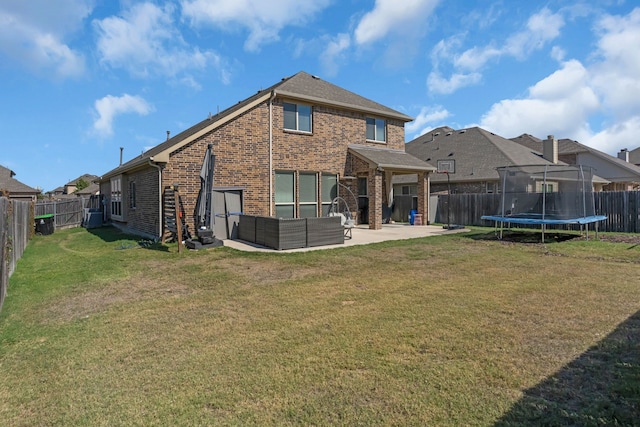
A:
75;178;89;192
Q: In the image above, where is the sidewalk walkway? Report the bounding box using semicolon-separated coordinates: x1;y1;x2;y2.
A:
223;224;469;253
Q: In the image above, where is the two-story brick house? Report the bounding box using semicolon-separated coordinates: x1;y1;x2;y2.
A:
97;72;435;240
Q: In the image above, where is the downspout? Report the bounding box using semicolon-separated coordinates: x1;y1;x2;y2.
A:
148;160;163;239
269;91;276;216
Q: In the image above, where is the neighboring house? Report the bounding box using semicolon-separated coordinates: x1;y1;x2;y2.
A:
0;165;40;201
97;71;435;239
47;174;100;199
397;126;608;195
511;134;640;191
623;146;640;167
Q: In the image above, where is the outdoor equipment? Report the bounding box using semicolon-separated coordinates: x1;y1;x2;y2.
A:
481;164;607;241
191;144;223;248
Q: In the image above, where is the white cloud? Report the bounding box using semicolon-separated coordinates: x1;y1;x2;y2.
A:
453;45;501;71
503;7;564;59
181;0;331;52
0;0;89;78
477;8;640;156
590;7;640;121
319;33;351;77
406;106;451;138
94;2;228;83
93;94;154;138
479;60;599;140
354;0;439;45
431;7;565;95
587;117;640;154
427;71;481;95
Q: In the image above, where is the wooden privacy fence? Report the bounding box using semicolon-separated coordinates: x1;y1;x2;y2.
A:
429;191;640;233
1;197;32;313
35;195;104;230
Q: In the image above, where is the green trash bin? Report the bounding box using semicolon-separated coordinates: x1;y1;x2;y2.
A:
35;214;55;235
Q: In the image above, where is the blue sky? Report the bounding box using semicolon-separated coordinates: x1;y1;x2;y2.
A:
1;0;639;191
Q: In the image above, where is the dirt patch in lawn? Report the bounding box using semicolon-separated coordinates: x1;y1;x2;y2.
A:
598;234;640;244
42;276;193;324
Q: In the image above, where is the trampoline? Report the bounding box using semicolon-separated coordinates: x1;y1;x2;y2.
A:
481;164;607;242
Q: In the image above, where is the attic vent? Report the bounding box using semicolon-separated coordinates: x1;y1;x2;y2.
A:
434;132;440;136
446;132;452;136
459;130;466;134
448;152;454;156
312;75;320;79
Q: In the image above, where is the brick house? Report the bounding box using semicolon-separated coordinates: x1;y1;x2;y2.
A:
512;134;640;191
47;174;100;200
0;165;40;201
398;126;609;196
97;72;435;240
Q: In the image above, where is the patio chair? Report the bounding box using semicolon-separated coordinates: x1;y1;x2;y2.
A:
328;196;356;239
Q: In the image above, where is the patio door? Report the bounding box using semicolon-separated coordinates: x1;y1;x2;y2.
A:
358;177;369;224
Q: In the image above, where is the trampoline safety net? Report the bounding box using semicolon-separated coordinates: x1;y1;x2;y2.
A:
481;164;607;225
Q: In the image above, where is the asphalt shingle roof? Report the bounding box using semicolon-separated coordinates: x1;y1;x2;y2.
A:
348;144;436;172
511;134;640;179
0;165;39;194
101;71;412;180
404;126;552;183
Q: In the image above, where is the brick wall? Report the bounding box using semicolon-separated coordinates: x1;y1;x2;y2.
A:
162;98;406;234
125;167;160;237
106;97;408;237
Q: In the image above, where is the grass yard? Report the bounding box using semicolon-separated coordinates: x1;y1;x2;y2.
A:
1;226;639;426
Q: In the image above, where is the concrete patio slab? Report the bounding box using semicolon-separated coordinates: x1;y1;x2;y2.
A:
222;224;469;253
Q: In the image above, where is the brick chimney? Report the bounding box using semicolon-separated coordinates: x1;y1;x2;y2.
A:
618;148;629;162
543;135;558;164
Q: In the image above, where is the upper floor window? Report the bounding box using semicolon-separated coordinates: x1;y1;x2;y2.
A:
284;102;312;132
366;117;386;142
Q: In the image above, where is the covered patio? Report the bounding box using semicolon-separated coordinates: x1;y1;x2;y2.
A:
341;145;437;230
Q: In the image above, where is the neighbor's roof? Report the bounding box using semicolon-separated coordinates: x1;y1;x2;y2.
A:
630;147;640;165
0;165;39;194
348;144;436;173
511;134;640;179
100;71;413;181
66;174;99;186
404;126;557;183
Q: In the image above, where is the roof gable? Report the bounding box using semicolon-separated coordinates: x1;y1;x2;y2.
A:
101;71;410;180
511;135;640;178
0;165;39;194
406;127;553;182
277;72;412;121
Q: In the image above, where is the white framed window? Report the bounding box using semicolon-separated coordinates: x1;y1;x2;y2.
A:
284;102;312;132
321;173;338;216
299;172;318;218
535;181;557;193
275;171;295;218
110;176;123;219
366;117;386;142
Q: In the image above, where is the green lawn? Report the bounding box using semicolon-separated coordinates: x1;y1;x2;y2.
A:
1;226;638;426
